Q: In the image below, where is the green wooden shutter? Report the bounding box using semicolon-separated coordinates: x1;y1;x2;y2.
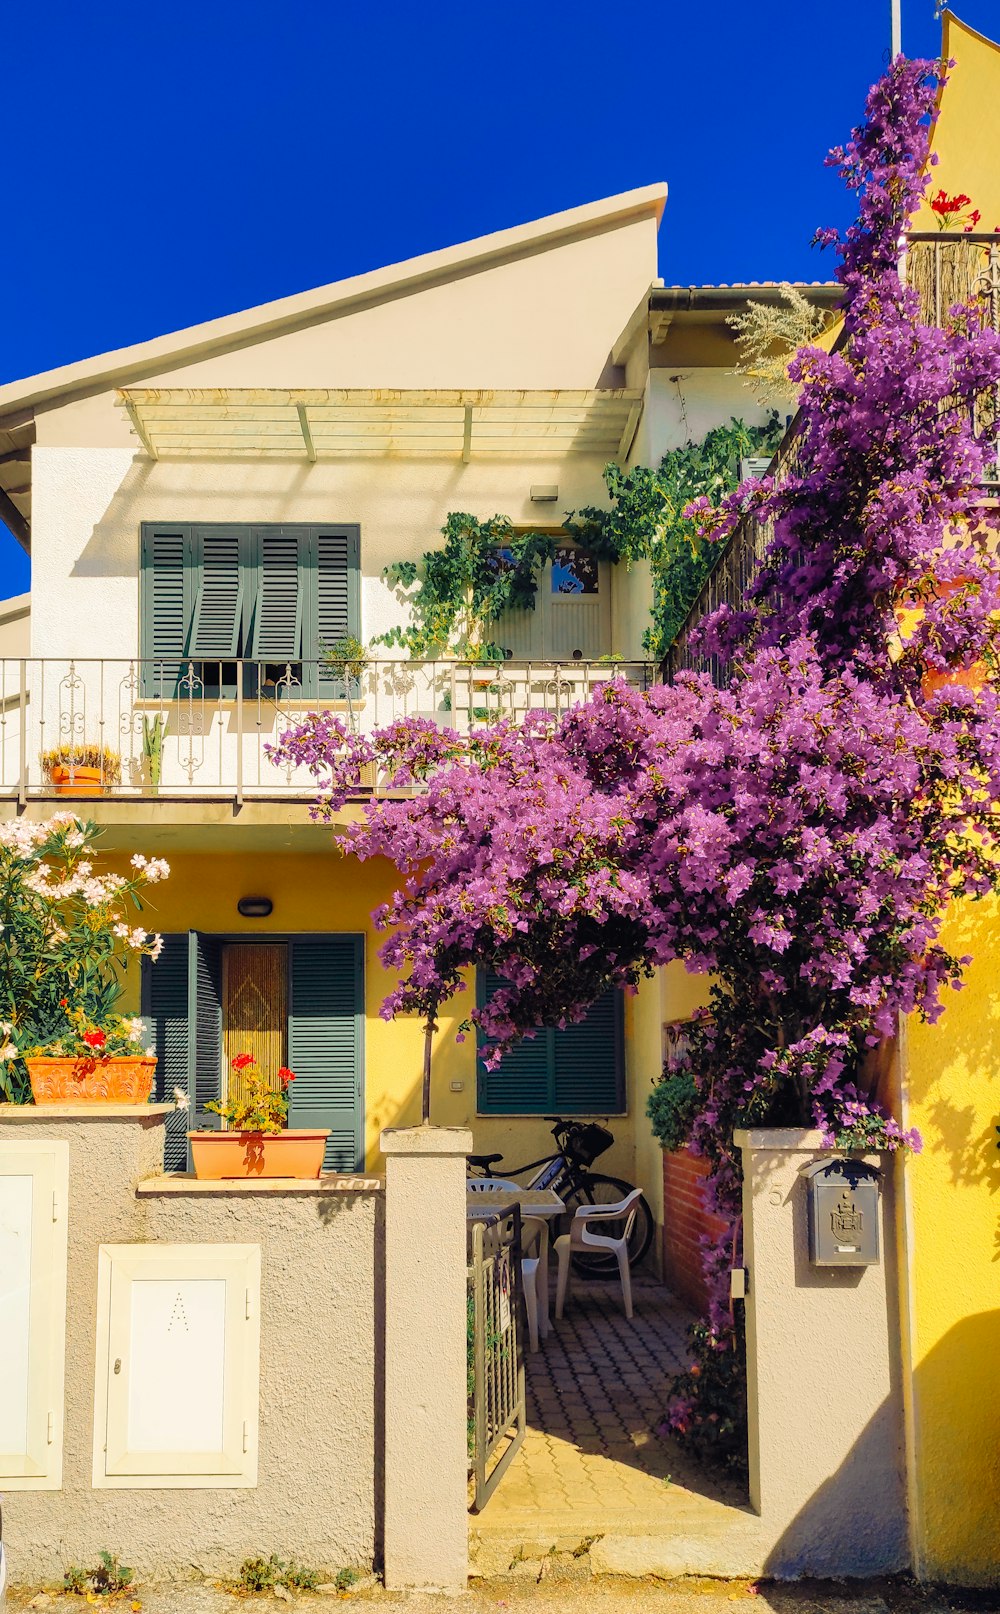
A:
287;935;364;1171
552;988;624;1114
247;526;304;663
477;974;624;1115
140;524;196;697
303;525;361;696
142;934;190;1171
189;526;245;658
476;971;554;1115
188;931;223;1131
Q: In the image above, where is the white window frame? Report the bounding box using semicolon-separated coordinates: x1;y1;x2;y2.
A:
92;1243;261;1489
0;1140;70;1490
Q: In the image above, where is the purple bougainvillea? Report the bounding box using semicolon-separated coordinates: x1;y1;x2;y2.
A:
270;56;1000;1467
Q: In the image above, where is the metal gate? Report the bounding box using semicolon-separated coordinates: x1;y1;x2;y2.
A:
467;1208;526;1511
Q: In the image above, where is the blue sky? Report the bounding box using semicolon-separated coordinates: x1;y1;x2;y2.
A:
2;0;996;598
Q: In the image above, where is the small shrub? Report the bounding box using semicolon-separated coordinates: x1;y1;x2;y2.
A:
63;1551;134;1596
237;1555;284;1592
235;1554;322;1595
284;1562;320;1592
335;1568;361;1592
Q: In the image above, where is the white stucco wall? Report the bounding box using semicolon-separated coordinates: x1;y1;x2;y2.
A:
29;212;661;663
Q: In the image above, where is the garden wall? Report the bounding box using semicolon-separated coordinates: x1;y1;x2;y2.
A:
661;1146;727;1313
0;1105;469;1591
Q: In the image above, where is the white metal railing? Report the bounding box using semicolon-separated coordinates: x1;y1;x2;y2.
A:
0;657;658;802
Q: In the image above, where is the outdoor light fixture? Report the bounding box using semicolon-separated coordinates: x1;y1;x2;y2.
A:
530;484;559;502
237;896;273;918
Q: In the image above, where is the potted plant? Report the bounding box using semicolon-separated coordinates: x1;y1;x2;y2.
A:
0;816;169;1106
141;713;168;794
23;1007;156;1103
188;1053;329;1180
41;743;122;797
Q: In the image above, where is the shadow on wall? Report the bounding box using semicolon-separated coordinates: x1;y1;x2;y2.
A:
762;1386;909;1580
911;1308;1000;1585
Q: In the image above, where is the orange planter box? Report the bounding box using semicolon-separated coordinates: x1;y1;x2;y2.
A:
48;765;106;796
27;1055;155;1104
188;1129;330;1180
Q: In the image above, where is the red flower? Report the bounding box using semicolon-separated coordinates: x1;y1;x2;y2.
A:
59;998;68;1008
277;1066;296;1086
931;188;972;216
83;1029;106;1050
231;1052;255;1071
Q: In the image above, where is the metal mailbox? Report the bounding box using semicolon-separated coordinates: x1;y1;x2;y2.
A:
804;1157;881;1267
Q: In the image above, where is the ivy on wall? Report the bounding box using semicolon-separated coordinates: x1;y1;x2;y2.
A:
375;417;786;662
564;413;787;659
375;512;555;661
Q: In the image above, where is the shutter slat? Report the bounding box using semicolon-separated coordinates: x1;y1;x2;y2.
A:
477;971;552;1114
552;990;623;1114
250;527;302;660
190;527;243;657
141;525;193;698
190;931;223;1130
288;937;364;1171
144;935;189;1171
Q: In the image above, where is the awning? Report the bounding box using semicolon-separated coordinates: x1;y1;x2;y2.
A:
117;387;644;463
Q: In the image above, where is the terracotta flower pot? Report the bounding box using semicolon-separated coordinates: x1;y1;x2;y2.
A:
188;1129;330;1180
48;765;106;797
27;1055;156;1104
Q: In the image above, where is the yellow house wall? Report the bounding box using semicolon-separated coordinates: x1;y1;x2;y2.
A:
902;893;1000;1585
119;850;662;1203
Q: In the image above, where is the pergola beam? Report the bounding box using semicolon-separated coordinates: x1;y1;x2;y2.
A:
296;402;317;463
123;394;158;460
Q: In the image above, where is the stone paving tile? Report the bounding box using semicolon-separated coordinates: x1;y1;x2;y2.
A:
477;1273;749;1539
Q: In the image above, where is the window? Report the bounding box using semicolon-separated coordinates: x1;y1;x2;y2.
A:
139;523;360;697
476;973;624;1115
0;1140;70;1490
92;1243;261;1489
142;933;365;1173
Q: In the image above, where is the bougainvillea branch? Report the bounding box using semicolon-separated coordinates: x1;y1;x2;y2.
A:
271;55;1000;1465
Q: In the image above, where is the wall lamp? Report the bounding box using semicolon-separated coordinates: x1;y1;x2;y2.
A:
237;896;273;919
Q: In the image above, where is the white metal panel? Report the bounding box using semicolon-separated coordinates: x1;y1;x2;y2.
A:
128;1278;227;1453
0;1174;33;1459
0;1141;70;1489
94;1243;261;1488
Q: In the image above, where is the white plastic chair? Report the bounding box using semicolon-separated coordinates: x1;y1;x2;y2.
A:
519;1216;549;1353
554;1188;643;1321
466;1177;522;1193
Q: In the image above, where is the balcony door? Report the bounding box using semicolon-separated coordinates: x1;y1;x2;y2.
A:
494;542;612;661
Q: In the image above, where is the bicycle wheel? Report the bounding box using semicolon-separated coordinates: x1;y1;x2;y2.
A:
561;1174;655;1275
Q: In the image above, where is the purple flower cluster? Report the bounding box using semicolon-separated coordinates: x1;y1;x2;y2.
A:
270;55;1000;1468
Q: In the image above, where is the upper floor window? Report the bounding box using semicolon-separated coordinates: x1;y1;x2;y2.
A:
139;523;360;697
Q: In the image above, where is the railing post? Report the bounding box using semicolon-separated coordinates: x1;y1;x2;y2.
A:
17;659;27;805
235;669;244;807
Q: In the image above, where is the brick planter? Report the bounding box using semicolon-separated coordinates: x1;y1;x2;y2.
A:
662;1145;728;1314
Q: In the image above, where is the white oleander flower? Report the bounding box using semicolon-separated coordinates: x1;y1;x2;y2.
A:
172;1086;190;1109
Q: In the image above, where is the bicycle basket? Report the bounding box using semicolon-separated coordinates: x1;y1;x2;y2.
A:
565;1121;614;1167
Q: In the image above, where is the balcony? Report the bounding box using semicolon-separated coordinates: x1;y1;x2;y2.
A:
664;233;1000;687
0;657;657;803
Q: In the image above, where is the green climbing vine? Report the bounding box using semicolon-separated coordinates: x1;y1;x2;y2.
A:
564;412;787;658
375;417;786;662
375;512;555;661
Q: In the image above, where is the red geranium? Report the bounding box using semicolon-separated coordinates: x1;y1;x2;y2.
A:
230;1052;255;1071
82;1029;107;1050
277;1066;296;1085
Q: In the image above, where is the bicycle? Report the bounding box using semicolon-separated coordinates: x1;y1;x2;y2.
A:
467;1116;654;1274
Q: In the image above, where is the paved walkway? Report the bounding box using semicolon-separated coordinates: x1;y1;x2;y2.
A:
473;1272;752;1555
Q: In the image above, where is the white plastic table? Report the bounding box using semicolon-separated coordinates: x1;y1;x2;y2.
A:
467;1186;564;1337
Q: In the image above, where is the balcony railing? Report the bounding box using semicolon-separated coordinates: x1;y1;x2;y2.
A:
664;233;1000;687
0;657;657;803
